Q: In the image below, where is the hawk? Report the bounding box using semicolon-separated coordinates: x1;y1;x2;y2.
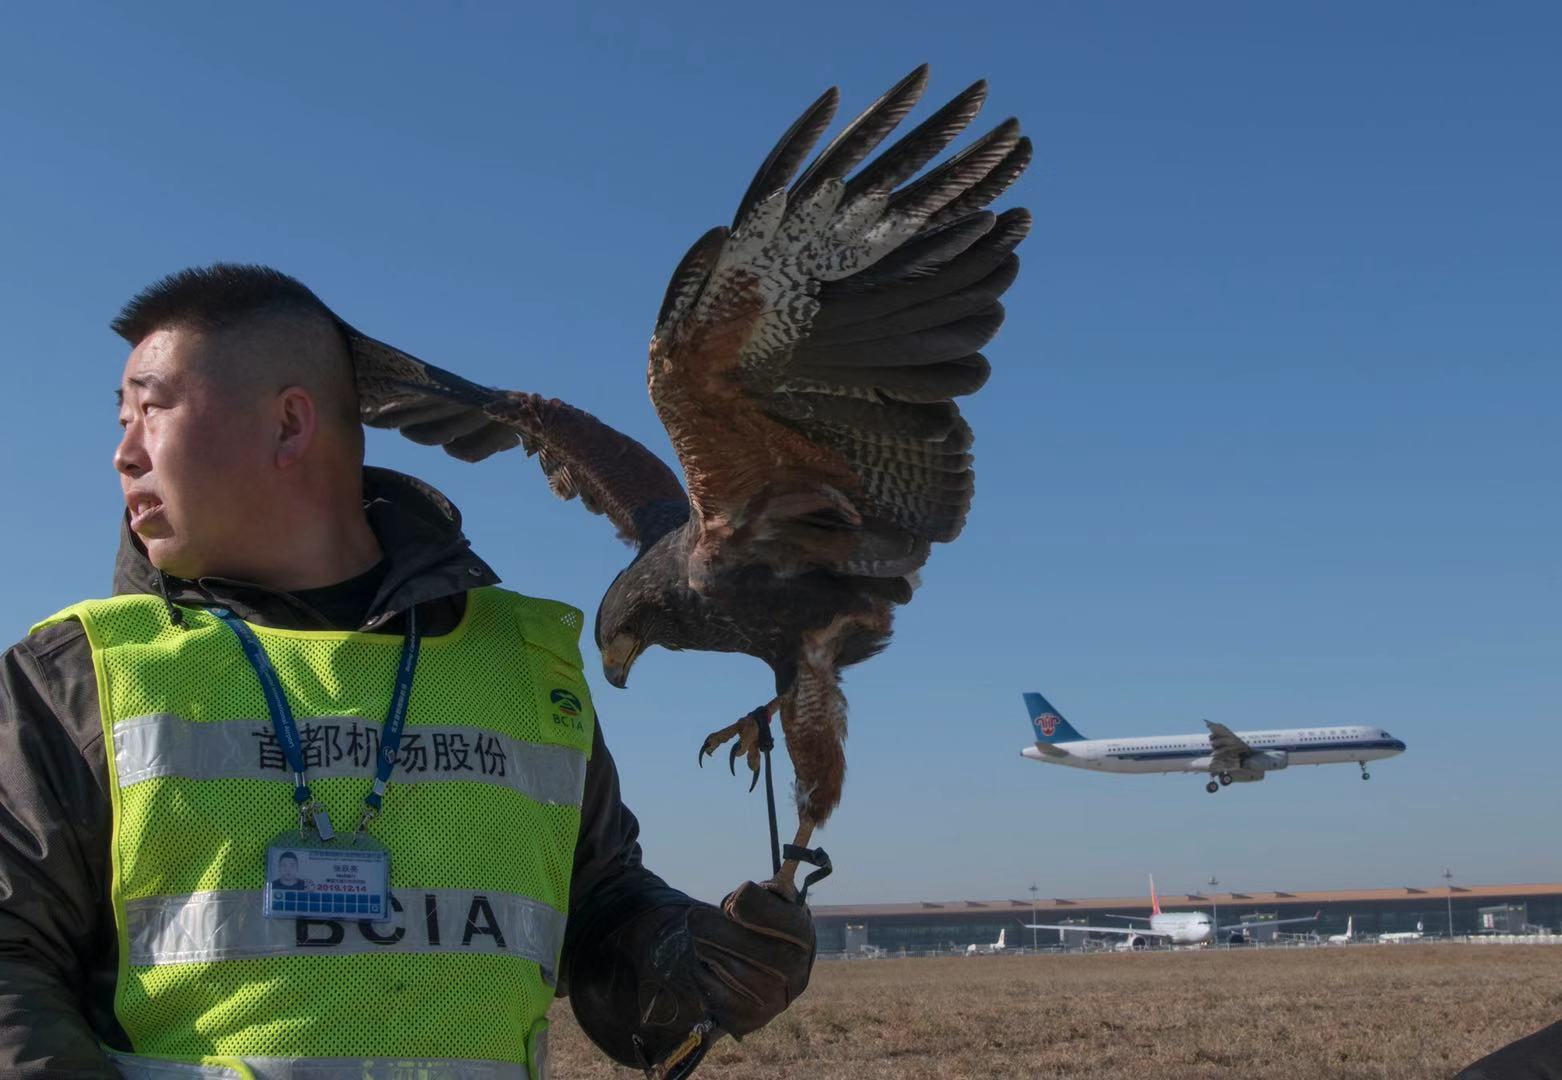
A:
351;65;1032;897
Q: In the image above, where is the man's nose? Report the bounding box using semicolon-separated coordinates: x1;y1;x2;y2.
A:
114;423;148;478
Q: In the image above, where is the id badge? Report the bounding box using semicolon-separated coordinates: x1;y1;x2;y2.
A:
263;831;391;922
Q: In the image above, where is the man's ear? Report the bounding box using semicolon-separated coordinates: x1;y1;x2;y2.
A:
275;386;319;468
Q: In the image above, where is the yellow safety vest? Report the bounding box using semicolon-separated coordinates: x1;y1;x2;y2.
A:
35;586;596;1080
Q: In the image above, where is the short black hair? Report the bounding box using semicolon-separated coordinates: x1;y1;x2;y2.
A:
279;852;298;862
111;263;344;346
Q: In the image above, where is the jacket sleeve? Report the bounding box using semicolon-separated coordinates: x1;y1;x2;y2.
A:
1458;1021;1562;1080
0;624;123;1077
558;716;693;997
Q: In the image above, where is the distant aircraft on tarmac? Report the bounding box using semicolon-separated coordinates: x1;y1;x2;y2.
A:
1026;877;1319;948
1018;692;1407;794
1378;921;1425;943
965;928;1007;956
1327;917;1356;944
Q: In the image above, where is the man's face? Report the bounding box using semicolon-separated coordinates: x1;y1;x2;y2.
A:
115;328;277;580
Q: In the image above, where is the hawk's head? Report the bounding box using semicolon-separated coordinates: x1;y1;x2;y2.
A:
595;545;687;688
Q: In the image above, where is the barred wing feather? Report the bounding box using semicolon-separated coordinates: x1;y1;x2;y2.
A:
353;333;687;549
648;65;1031;589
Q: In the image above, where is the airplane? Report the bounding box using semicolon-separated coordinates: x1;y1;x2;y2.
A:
1018;692;1406;794
1027;877;1319;948
1378;921;1425;943
1326;917;1355;944
965;928;1007;956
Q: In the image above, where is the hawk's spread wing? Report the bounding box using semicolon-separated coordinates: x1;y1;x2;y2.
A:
352;334;687;548
647;66;1031;587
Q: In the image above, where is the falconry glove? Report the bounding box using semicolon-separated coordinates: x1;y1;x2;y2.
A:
567;881;815;1070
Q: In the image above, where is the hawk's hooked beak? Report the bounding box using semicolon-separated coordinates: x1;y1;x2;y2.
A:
601;634;643;689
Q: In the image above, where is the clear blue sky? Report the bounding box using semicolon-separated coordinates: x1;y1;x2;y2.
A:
1;2;1556;905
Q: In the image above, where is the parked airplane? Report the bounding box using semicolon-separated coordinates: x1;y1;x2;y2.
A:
965;928;1007;956
1026;877;1319;948
1327;917;1355;944
1379;921;1425;943
1019;692;1406;793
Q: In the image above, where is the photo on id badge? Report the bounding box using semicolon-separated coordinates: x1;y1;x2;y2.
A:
269;850;313;893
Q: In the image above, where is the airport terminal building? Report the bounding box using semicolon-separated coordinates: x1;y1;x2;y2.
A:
812;882;1562;954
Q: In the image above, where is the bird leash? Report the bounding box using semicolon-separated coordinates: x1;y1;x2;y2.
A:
747;706;832;899
640;708;831;1080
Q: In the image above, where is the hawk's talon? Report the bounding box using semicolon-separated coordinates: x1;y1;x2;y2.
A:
699;702;776;793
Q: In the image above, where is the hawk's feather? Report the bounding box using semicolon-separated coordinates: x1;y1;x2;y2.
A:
648;70;1031;584
353;338;686;549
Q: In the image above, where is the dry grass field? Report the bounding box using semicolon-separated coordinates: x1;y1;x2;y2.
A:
546;945;1562;1079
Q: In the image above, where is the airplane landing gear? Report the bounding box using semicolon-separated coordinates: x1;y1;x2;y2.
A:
1218;772;1233;786
1205;780;1219;794
1359;762;1371;781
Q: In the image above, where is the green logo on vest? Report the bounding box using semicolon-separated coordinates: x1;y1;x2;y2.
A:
550;688;584;731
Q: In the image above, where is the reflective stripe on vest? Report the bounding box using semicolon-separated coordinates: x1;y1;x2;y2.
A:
112;713;588;807
38;588;590;1070
124;887;568;985
108;1049;539;1079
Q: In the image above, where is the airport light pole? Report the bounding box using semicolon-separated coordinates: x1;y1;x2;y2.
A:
1443;868;1455;939
1208;875;1220;942
1029;882;1039;951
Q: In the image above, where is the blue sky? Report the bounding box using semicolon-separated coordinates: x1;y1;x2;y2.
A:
1;2;1556;905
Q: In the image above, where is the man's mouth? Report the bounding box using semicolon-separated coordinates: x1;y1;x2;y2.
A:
127;493;166;532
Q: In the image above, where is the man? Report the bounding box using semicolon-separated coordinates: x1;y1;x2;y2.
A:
0;265;813;1077
269;852;309;892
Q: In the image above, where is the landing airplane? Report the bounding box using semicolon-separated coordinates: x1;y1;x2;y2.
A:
1019;692;1406;794
965;928;1007;955
1026;877;1319;948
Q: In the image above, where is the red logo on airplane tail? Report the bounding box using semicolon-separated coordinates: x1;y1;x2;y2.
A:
1038;713;1060;737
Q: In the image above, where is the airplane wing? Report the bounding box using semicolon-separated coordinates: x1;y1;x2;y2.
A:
1101;914;1152;923
1204;721;1253;770
1023;923;1173;938
1215;911;1321;935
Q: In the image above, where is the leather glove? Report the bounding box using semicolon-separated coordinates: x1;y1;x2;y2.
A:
687;880;816;1035
567;881;815;1069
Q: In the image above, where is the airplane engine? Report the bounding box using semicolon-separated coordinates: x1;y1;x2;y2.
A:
1243;750;1289;772
1225;768;1267;782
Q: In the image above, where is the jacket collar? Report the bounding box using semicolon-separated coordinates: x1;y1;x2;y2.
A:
112;466;500;630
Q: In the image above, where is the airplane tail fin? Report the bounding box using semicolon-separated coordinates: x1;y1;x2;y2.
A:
1346;916;1353;940
1023;693;1086;743
1150;874;1162;917
997;928;1006;948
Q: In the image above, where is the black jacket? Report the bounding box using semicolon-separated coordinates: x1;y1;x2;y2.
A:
0;467;687;1075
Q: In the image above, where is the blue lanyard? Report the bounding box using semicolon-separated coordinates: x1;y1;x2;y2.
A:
210;605;421;843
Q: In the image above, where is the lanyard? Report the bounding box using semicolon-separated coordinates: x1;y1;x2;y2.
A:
210;605;422;843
